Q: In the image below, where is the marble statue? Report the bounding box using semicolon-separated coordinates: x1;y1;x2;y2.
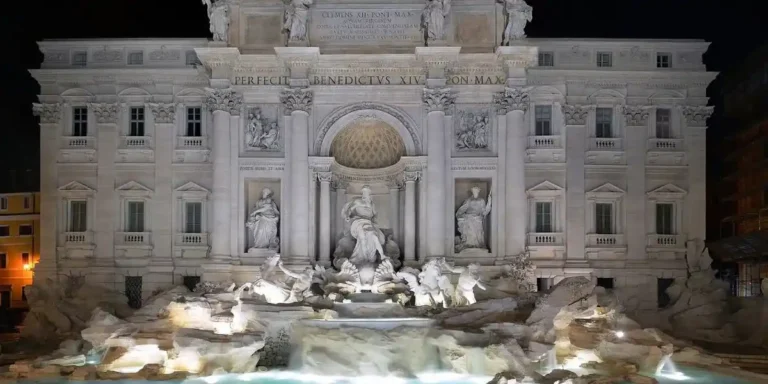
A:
202;0;230;42
455;186;492;252
246;188;280;250
456;112;490;150
499;0;532;45
283;0;313;43
246;109;279;150
444;263;486;306
251;255;314;304
341;185;387;285
420;0;451;43
396;258;454;307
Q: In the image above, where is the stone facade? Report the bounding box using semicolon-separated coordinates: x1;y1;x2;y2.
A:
30;4;715;306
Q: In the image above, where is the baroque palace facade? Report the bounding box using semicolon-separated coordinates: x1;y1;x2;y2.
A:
30;0;714;307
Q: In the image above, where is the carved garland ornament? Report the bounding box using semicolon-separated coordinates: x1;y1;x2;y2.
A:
560;104;592;126
205;88;243;115
32;103;62;124
280;88;313;115
88;103;120;124
422;87;456;113
681;106;713;127
622;105;650;126
147;103;176;124
493;88;529;114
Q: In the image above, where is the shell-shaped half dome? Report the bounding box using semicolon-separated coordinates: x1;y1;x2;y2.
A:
330;119;406;169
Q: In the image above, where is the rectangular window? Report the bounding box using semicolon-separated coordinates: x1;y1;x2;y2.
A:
0;254;5;269
129;107;145;136
128;51;144;65
535;202;553;233
0;197;7;210
656;53;672;68
186;107;202;137
0;227;9;237
72;51;87;67
18;225;33;236
596;108;613;138
22;253;29;265
595;203;613;234
127;201;145;233
538;52;554;67
69;200;87;232
597;52;613;68
73;107;88;136
185;202;203;233
656;203;674;235
656;109;672;138
536;277;554;292
534;106;552;136
23;196;30;209
597;278;614;289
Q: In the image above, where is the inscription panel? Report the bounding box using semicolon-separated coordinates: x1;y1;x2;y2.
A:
310;9;422;45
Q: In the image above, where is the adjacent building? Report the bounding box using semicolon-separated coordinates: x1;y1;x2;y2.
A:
30;0;715;309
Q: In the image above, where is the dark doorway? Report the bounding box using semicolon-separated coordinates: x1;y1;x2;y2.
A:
183;276;201;292
596;278;614;289
0;291;10;309
125;276;143;309
657;278;675;308
537;277;554;292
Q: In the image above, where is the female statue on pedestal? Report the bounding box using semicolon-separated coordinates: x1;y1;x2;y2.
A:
246;188;280;250
455;186;492;252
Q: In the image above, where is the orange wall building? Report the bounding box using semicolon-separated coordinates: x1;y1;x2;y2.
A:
0;192;40;308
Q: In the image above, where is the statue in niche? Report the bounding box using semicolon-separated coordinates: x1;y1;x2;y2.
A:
282;0;313;43
498;0;533;45
343;186;386;266
456;112;490;150
455;186;492;252
246;109;279;150
202;0;230;43
246;188;280;250
420;0;451;43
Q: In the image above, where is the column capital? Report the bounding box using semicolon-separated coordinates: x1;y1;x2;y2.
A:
387;177;404;189
622;105;651;126
205;87;243;115
87;102;120;124
281;87;313;115
404;171;421;183
561;104;594;126
146;103;177;124
680;105;713;128
422;87;456;113
332;177;349;190
493;87;530;115
316;172;333;183
33;103;63;124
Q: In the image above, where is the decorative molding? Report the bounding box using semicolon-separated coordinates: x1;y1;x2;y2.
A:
316;172;333;183
280;88;313;115
43;51;68;63
174;181;211;199
331;177;349;190
680;106;713;128
526;180;565;198
404;171;421;183
647;183;687;200
422;88;456;113
622;105;651;126
115;181;154;197
32;103;63;124
58;181;96;196
205;88;242;115
88;103;120;124
560;104;593;126
586;182;626;199
493;87;530;114
147;103;176;124
450;157;498;171
92;49;123;63
148;49;181;61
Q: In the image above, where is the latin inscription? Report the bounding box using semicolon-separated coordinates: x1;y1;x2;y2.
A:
310;10;422;43
233;75;506;86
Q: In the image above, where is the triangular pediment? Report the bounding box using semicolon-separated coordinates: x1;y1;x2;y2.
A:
115;181;153;193
526;181;564;197
647;183;687;197
58;181;95;193
175;181;210;194
588;183;626;194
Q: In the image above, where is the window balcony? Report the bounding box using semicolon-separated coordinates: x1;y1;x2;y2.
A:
116;232;152;247
177;136;208;148
527;232;564;246
59;231;93;246
528;135;561;149
586;234;626;247
61;136;95;149
120;136;153;149
648;138;683;151
647;234;686;248
588;138;623;151
175;232;208;246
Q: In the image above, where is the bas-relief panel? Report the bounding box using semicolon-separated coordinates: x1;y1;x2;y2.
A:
453;12;494;46
244;105;282;154
453;105;493;155
244;13;284;46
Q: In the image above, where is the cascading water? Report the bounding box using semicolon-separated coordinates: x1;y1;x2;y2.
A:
655;355;688;381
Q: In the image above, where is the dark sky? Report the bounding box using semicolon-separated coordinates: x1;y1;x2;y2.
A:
0;0;765;182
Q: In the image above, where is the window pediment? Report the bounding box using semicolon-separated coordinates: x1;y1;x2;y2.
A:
647;183;686;200
587;183;625;199
527;181;564;197
58;181;96;197
116;181;153;197
175;181;210;199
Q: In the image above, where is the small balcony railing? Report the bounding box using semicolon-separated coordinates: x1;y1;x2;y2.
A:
647;234;685;247
648;138;683;151
527;232;564;246
528;135;561;149
61;136;95;149
120;136;152;149
589;138;622;151
177;136;207;148
175;233;208;246
586;234;625;247
60;231;93;245
116;232;151;246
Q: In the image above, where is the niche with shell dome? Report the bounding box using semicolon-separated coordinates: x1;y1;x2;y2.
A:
329;117;406;170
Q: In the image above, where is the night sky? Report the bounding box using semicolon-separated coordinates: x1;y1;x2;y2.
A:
0;0;765;194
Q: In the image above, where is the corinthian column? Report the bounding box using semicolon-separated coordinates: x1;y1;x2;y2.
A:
281;87;313;261
206;88;242;260
147;103;176;264
623;106;650;261
403;171;420;264
88;103;120;264
561;104;592;264
423;87;456;258
494;88;529;257
317;172;332;266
